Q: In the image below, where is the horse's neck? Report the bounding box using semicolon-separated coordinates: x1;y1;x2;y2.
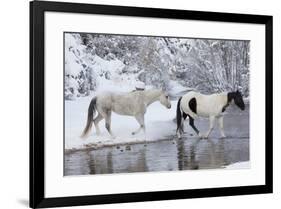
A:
144;90;162;106
220;92;230;111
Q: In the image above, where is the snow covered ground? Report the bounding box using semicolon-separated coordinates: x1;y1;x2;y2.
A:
225;161;250;169
65;95;178;151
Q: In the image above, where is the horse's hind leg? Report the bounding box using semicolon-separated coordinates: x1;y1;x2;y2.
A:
105;111;115;138
182;112;188;133
94;113;103;135
187;114;200;136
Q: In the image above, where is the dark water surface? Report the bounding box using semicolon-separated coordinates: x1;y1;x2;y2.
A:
65;105;249;175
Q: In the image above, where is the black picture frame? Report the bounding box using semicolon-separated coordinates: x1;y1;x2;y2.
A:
30;0;273;208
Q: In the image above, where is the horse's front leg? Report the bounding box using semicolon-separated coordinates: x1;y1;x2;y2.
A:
132;126;143;135
132;114;145;135
202;116;216;139
218;116;226;138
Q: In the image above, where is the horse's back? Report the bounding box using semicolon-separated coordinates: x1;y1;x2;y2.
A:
181;91;227;117
96;91;145;116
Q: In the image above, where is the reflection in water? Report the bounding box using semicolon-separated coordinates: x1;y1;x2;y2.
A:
175;138;230;171
65;104;249;176
176;138;199;170
65;137;249;175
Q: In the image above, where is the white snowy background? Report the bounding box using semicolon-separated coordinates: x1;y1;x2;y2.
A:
65;33;250;99
64;33;250;151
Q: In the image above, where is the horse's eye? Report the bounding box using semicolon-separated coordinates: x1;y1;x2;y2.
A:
166;96;169;99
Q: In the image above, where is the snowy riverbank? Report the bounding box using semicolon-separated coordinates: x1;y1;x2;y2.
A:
225;161;250;169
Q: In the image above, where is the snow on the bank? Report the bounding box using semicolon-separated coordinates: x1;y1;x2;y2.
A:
225;161;250;169
168;80;193;95
65;96;178;150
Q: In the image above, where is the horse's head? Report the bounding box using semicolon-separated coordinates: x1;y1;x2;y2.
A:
159;91;171;109
230;90;245;110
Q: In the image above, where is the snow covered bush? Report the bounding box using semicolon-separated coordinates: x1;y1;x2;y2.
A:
65;33;98;99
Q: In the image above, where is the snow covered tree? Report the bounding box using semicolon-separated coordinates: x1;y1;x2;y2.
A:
64;33;250;100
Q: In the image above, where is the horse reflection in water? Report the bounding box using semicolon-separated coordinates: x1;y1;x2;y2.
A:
65;133;249;175
176;138;228;170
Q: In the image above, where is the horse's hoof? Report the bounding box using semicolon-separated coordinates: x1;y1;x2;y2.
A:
132;132;136;135
220;135;226;139
199;134;208;139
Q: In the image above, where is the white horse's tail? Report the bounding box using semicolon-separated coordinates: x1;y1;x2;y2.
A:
176;97;183;134
81;97;97;138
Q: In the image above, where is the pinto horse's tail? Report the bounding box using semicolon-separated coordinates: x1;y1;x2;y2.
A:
81;97;97;138
176;97;183;136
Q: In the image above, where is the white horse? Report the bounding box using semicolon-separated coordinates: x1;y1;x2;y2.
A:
81;89;171;138
176;90;245;138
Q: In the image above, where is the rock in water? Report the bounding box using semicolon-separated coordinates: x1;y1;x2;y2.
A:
125;145;131;151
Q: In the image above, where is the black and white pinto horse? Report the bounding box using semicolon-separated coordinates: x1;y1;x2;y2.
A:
176;90;245;138
81;89;171;138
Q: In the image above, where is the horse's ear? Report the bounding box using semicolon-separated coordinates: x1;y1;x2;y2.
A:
236;90;243;97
